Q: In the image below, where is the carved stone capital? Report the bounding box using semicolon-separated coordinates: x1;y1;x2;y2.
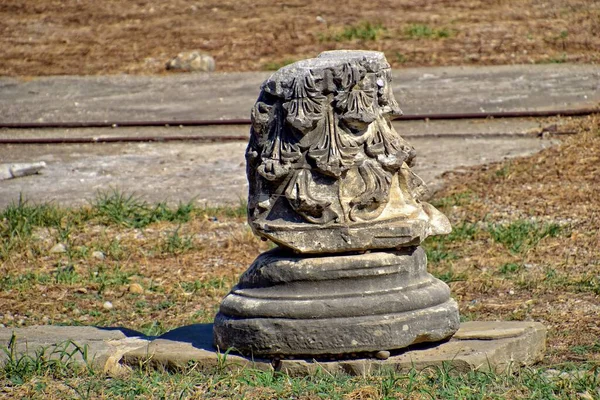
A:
246;50;449;253
213;51;460;357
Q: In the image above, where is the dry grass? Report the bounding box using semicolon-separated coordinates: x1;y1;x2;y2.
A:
427;114;600;364
0;0;598;76
0;204;269;337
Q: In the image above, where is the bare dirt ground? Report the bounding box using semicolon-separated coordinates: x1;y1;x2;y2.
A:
1;0;599;76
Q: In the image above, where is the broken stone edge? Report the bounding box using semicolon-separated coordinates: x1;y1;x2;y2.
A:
0;325;150;375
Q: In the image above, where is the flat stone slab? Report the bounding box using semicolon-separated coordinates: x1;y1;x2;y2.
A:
122;321;546;375
0;325;150;374
1;64;598;123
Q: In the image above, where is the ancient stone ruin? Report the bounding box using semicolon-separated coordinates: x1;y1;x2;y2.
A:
213;50;460;356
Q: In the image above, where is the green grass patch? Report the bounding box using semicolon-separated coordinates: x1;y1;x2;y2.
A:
91;190;195;228
431;191;474;209
425;245;456;263
321;21;386;42
179;277;232;294
423;222;479;265
0;195;66;238
2;355;599;399
0;271;52;292
498;262;522;275
488;220;562;254
2;333;92;386
433;268;468;283
571;341;600;355
161;226;195;254
405;24;454;39
0;191;248;260
263;59;296;71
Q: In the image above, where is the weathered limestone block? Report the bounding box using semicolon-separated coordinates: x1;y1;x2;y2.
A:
213;50;459;356
246;50;450;253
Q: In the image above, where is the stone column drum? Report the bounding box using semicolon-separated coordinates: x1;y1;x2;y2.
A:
213;50;460;356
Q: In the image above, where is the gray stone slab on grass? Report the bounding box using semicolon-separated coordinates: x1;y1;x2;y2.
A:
122;324;272;372
122;321;546;376
0;325;149;374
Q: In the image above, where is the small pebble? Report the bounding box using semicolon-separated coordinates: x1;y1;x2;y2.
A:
375;350;391;360
50;243;67;253
103;301;114;310
128;283;144;294
92;251;105;260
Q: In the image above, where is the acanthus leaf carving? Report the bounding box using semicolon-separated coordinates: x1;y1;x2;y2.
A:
284;168;338;224
349;159;392;222
246;51;450;250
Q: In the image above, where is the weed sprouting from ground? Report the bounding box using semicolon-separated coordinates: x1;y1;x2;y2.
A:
0;190;248;261
0;195;66;238
1;333;92;385
320;21;387;42
2;357;599;399
405;24;454;39
0;196;68;260
161;226;195;254
91;189;195;228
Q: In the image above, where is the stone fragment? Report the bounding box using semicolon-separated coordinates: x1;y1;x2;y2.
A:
166;51;215;72
128;283;144;294
453;321;528;340
103;301;114;310
375;350;391;360
92;250;105;260
123;324;271;372
0;162;46;181
0;165;11;180
50;243;67;253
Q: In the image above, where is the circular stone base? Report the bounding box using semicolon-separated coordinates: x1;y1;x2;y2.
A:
213;247;460;356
